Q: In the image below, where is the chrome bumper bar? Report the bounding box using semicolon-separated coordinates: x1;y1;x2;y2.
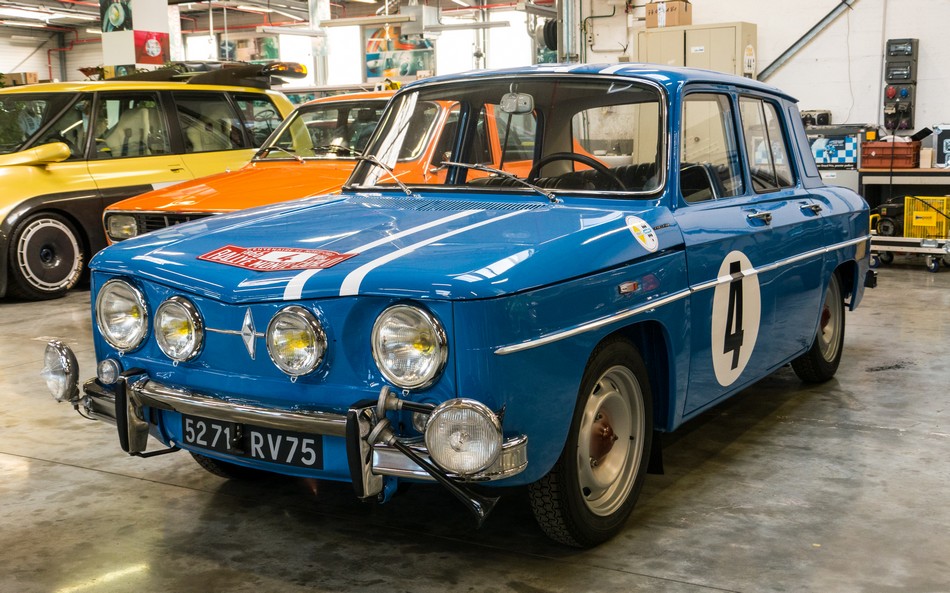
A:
80;376;527;487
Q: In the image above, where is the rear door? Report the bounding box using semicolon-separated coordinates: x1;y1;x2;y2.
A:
86;90;192;206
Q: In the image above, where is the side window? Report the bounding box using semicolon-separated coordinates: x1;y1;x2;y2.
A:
233;94;282;147
681;93;744;202
174;92;244;154
739;97;795;192
95;92;170;159
32;94;94;159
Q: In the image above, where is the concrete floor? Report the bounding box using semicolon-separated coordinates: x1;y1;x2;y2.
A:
1;260;948;593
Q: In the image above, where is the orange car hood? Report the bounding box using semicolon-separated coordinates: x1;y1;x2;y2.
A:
107;159;358;214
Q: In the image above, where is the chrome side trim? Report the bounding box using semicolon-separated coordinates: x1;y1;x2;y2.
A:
126;378;348;437
494;290;690;355
494;235;870;355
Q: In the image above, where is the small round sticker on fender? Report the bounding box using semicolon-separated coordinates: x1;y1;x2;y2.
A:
626;215;658;252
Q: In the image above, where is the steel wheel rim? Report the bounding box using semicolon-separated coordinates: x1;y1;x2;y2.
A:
817;279;842;362
576;365;645;517
16;218;81;291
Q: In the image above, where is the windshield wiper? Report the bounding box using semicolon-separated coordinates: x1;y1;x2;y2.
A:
358;154;414;196
441;161;558;203
255;145;303;162
312;144;361;157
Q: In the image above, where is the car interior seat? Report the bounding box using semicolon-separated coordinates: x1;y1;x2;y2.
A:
103;105;157;157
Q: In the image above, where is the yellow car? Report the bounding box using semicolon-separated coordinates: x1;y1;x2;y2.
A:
0;62;299;300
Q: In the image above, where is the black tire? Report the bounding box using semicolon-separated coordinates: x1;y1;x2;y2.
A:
879;251;894;265
8;212;84;300
528;339;653;547
791;273;844;383
190;452;271;480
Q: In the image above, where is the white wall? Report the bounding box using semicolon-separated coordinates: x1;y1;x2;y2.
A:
0;30;105;83
584;0;950;129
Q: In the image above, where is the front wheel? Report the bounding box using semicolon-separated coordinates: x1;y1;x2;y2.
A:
528;339;653;547
8;212;84;300
791;273;845;382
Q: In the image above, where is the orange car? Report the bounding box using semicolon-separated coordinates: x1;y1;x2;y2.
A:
103;90;535;242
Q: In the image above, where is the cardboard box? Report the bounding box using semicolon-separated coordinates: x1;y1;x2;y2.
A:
646;1;692;28
861;140;920;169
3;72;39;86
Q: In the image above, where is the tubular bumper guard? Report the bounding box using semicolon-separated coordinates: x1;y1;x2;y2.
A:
81;376;528;499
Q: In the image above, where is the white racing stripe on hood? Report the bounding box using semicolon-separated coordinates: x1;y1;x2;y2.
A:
339;209;529;297
282;209;481;300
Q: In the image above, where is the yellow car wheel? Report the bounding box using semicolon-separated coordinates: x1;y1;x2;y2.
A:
9;213;84;300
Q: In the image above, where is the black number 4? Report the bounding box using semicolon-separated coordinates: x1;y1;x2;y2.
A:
723;260;744;369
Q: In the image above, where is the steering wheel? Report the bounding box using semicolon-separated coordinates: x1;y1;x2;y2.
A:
527;152;626;190
44;133;78;156
254;109;278;122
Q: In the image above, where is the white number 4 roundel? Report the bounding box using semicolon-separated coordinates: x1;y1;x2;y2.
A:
711;251;761;387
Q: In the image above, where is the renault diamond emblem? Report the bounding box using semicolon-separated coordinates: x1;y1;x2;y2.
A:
241;308;257;359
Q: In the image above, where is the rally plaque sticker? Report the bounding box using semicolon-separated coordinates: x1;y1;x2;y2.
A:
626;215;659;252
198;246;356;271
711;251;761;387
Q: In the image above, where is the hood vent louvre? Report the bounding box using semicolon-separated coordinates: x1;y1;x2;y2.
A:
355;196;546;212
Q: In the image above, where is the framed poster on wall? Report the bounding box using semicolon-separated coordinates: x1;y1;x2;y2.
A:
364;26;434;82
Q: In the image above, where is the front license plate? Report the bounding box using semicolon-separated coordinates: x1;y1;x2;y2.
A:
182;414;323;469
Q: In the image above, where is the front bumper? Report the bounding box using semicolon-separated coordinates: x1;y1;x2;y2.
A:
79;374;528;495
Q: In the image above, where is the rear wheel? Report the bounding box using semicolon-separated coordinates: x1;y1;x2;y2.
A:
8;212;84;300
791;274;844;382
528;339;653;547
191;452;270;480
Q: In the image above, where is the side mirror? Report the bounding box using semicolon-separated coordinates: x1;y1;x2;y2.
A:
0;141;72;167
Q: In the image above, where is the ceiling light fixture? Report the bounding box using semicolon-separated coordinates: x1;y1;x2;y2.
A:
319;14;412;27
451;0;471;6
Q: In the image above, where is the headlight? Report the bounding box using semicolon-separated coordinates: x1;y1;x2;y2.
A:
372;304;446;390
106;214;138;241
41;341;79;403
95;279;148;352
425;399;502;476
154;296;204;362
265;306;326;377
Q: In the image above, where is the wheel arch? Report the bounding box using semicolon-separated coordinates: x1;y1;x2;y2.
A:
0;191;102;297
600;320;672;436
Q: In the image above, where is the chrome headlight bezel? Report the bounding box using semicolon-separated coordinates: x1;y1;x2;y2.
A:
265;305;327;377
105;213;138;241
154;296;204;362
95;278;148;352
424;399;502;476
372;304;447;390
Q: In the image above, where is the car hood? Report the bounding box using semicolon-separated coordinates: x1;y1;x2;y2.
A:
91;192;678;303
106;160;358;214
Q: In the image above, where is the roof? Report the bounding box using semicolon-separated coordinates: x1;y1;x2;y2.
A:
0;80;283;95
304;90;395;105
405;62;796;102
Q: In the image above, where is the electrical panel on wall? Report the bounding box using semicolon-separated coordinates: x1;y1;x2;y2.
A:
883;38;918;131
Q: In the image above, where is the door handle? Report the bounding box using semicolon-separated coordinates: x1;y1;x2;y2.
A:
800;203;823;214
169;166;185;173
747;211;772;225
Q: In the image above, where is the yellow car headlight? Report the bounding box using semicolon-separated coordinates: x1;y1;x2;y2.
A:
155;296;204;362
95;279;148;352
372;304;447;390
266;306;326;377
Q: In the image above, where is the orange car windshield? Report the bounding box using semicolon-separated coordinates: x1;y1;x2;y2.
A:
348;77;665;196
257;99;389;160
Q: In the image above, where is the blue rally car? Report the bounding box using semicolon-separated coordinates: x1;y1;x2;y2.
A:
43;64;875;547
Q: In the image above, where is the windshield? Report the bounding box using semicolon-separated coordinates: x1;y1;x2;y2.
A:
348;76;664;196
257;99;388;160
0;93;79;155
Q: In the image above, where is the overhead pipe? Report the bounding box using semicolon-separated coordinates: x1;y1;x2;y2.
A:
758;0;859;82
